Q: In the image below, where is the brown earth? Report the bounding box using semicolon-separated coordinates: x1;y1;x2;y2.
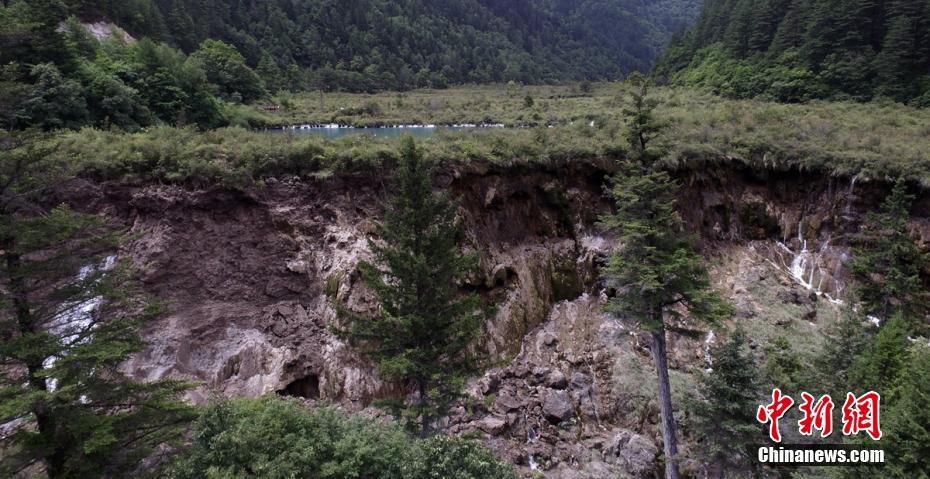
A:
54;160;930;478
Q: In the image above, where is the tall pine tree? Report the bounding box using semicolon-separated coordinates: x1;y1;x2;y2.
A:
849;314;912;392
337;137;485;437
880;344;930;478
0;136;194;478
848;179;930;328
689;328;762;478
603;76;732;479
814;310;872;397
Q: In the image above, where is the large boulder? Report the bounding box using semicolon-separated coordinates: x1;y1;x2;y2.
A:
542;389;574;424
609;429;658;479
476;416;508;435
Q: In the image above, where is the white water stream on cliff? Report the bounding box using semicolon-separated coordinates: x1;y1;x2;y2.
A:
768;221;844;304
43;255;116;391
528;454;540;471
703;330;716;371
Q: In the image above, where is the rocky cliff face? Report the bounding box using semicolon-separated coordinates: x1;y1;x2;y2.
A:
60;161;929;478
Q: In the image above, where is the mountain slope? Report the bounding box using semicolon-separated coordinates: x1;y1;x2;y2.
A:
655;0;930;105
73;0;702;90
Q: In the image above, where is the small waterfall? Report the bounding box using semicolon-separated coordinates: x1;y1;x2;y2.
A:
776;223;817;289
528;455;539;471
844;175;859;216
527;425;539;444
770;221;843;304
44;255;116;391
526;417;540;471
703;330;716;370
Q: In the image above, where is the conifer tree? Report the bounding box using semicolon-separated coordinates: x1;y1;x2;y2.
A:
880;345;930;478
337;137;485;438
873;0;930;100
848;179;930;328
0;136;194;478
722;0;753;56
623;73;667;163
814;310;871;397
768;0;812;54
166;0;198;52
761;336;806;392
746;0;787;54
838;341;930;479
849;314;911;392
689;328;762;478
604;77;732;479
256;54;284;94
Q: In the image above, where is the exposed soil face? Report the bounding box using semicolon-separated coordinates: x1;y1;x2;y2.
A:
54;160;929;477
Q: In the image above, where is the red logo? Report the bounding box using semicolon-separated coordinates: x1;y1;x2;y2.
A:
758;390;882;442
798;392;834;438
842;392;882;440
757;388;794;442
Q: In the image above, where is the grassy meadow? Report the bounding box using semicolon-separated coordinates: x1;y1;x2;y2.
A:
29;83;930;186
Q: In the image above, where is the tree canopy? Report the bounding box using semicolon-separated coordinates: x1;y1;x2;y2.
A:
337;137;486;437
656;0;930;105
47;0;701;92
0;135;194;478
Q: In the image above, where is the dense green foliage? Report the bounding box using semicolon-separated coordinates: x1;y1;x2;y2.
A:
850;314;912;392
59;0;700;92
337;138;486;436
168;396;517;479
0;136;194;478
657;0;930;105
879;345;930;478
849;179;930;326
601;81;731;336
622;73;669;162
0;1;265;131
689;329;762;478
834;341;930;479
190;39;265;103
813;311;871;398
601;167;731;333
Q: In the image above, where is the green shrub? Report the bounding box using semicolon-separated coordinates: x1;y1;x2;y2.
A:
412;436;518;479
167;396;517;479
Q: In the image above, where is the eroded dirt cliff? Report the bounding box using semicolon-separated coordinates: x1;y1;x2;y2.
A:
57;160;930;478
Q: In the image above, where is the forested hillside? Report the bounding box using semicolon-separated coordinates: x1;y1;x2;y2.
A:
0;0;701;131
69;0;700;90
655;0;930;105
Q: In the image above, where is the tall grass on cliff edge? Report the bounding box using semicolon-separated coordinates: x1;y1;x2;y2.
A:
37;84;930;186
658;90;930;184
45;125;616;186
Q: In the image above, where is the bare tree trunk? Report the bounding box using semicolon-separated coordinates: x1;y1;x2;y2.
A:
651;329;680;479
417;378;431;439
6;249;64;478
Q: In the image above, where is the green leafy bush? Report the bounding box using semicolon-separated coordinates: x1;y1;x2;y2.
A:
413;436;518;479
167;396;517;479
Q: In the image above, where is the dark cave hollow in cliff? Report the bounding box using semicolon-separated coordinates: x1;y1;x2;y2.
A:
279;374;320;399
